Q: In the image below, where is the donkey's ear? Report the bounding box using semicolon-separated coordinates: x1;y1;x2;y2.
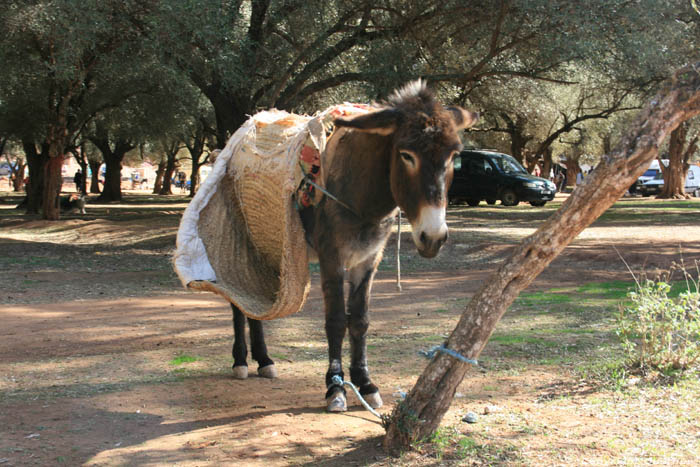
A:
446;107;479;130
334;108;402;135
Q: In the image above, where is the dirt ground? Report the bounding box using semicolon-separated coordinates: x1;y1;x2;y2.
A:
1;192;699;466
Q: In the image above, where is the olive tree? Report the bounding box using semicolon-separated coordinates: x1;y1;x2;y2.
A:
0;0;154;218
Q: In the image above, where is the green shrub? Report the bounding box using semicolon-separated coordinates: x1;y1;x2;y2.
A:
617;279;700;373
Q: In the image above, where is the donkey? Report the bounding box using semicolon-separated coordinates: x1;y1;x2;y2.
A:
230;80;479;412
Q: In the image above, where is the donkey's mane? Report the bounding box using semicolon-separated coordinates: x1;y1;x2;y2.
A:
385;79;436;110
382;80;456;148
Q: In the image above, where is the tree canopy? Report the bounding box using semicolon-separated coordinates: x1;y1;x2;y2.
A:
1;0;699;217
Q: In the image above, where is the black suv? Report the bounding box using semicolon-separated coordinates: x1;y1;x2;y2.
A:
448;150;556;207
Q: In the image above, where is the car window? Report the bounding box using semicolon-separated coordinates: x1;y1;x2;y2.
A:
689;171;695;180
483;160;493;173
453;156;462;171
643;169;658;177
492;154;527;174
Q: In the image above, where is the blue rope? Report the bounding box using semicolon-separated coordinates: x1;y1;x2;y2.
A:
330;375;383;420
419;345;479;367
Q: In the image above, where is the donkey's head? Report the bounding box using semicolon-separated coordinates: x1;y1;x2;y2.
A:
334;80;479;258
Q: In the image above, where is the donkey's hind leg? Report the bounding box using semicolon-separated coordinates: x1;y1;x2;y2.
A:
248;317;276;378
231;305;249;379
347;258;382;409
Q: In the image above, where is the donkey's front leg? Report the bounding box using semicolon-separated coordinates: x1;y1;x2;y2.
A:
347;258;382;409
320;258;348;412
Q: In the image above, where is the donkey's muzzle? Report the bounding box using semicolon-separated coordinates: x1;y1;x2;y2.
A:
411;205;449;258
416;229;448;258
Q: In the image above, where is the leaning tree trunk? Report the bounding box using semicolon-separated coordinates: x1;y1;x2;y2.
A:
383;64;700;454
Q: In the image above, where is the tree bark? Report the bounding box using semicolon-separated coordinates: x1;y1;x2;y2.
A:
152;160;165;194
100;157;123;202
21;141;47;214
158;145;179;195
88;159;102;194
42;154;64;220
562;152;582;188
185;126;209;197
159;156;176;195
8;159;26;192
498;112;532;166
541;147;553;180
657;123;696;199
91;134;134;202
383;64;700;454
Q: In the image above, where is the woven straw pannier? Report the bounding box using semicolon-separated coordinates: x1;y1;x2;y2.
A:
173;110;323;320
173;105;371;320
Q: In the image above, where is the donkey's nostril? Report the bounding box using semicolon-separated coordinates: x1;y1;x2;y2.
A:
420;231;427;245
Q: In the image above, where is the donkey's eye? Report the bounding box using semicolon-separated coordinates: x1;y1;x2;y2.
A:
400;151;416;168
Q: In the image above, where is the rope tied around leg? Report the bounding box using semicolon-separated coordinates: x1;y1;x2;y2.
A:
330;375;385;421
419;345;479;367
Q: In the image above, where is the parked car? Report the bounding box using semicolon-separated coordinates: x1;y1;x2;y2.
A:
639;165;700;197
448;149;557;207
629;159;667;194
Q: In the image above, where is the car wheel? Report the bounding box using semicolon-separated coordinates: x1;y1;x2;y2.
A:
486;199;497;205
500;189;519;206
694;189;700;198
529;201;546;207
466;199;480;207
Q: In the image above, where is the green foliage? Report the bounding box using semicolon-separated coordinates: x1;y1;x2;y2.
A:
617;279;700;373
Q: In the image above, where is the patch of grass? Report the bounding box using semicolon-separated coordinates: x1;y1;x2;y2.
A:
575;358;629;390
515;291;572;307
413;426;523;464
490;333;559;348
537;327;597;335
578;280;633;299
169;353;199;365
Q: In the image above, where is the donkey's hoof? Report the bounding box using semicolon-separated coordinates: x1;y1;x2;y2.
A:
257;364;277;379
363;391;383;409
326;393;347;412
232;365;248;379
